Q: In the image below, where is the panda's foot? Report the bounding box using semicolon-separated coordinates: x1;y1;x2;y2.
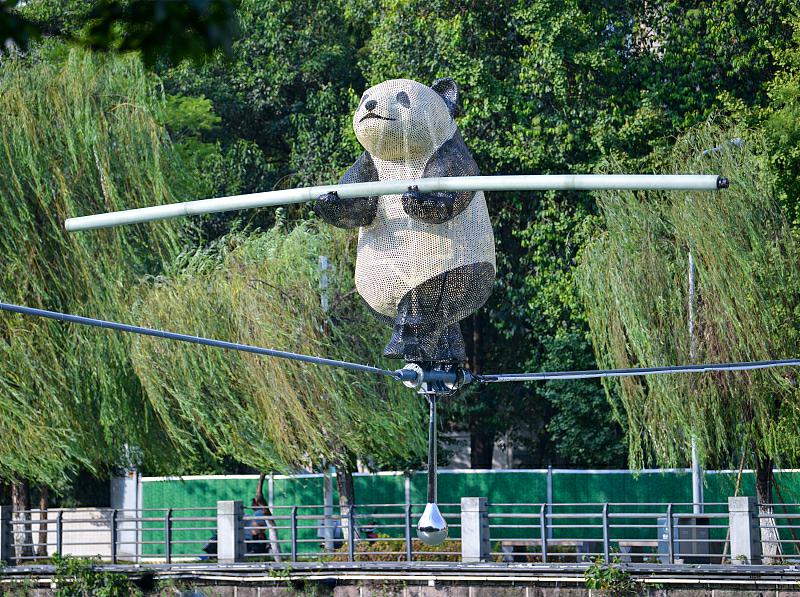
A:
382;315;439;362
383;321;466;364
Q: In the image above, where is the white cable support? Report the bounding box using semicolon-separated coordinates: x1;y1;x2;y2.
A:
64;174;726;232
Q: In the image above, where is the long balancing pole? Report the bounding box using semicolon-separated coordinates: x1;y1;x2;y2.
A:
65;174;727;232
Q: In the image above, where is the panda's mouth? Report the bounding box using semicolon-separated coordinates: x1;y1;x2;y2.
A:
360;113;396;122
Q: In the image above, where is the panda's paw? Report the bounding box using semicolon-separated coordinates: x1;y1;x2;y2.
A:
401;186;454;224
313;191;377;228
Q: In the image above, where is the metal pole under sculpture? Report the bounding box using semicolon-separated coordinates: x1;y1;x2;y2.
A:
417;394;448;546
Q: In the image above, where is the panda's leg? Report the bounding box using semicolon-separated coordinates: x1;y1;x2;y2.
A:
428;262;494;362
382;281;444;362
430;322;467;363
383;262;495;363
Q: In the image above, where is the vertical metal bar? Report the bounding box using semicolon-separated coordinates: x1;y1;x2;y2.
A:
0;506;12;565
268;473;274;509
164;509;172;564
427;395;437;503
546;466;553;540
110;510;118;564
55;511;63;555
347;506;355;562
688;251;704;515
691;440;704;515
666;503;674;564
290;507;298;562
602;503;610;563
540;504;548;564
405;504;413;562
322;467;334;551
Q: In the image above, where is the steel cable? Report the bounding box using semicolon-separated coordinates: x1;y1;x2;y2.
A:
0;302;398;380
2;301;799;386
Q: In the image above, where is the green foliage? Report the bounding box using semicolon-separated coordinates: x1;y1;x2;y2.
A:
539;334;626;467
0;0;41;50
6;0;239;66
5;0;800;481
584;556;640;596
330;536;460;562
578;123;800;469
52;554;141;597
162;94;222;136
0;575;37;596
82;0;239;67
0;49;194;486
763;12;800;222
129;224;427;472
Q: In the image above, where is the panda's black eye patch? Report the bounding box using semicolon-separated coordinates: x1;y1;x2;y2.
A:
396;91;410;108
359;93;369;107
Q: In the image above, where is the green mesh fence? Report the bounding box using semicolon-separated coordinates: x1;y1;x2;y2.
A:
140;469;800;559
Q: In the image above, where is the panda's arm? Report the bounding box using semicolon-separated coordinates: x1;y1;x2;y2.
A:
401;131;479;224
313;152;379;228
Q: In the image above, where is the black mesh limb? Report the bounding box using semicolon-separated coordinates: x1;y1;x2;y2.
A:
383;262;494;362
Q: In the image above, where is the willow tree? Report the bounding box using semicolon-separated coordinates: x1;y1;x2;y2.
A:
0;49;192;544
129;222;427;514
578;123;800;556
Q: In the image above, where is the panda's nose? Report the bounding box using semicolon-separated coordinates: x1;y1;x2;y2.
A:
364;99;377;111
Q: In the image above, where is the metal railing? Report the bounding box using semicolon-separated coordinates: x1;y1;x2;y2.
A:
488;502;730;564
2;507;216;564
756;503;800;561
1;497;794;566
240;502;462;562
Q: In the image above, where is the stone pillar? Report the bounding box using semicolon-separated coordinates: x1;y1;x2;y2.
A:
728;496;762;565
461;497;490;563
217;500;244;563
0;506;13;565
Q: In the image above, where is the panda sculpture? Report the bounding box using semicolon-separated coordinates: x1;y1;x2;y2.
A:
313;78;495;363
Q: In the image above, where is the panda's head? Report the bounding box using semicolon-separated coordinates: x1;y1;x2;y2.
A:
353;78;459;161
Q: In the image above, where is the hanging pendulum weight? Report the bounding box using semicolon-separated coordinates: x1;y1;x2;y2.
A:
416;391;448;545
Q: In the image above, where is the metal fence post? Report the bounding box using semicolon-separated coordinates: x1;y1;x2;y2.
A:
216;500;244;564
546;466;554;540
322;468;334;551
602;503;610;563
110;510;118;564
728;496;761;565
666;503;674;564
55;511;63;556
460;497;490;563
347;505;355;562
164;509;172;564
0;506;13;565
290;507;298;562
404;504;413;562
540;504;548;564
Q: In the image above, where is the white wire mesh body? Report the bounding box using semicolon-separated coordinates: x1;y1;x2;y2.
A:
356;163;496;319
351;79;496;319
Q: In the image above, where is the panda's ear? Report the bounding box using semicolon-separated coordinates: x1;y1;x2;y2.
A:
431;78;459;118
